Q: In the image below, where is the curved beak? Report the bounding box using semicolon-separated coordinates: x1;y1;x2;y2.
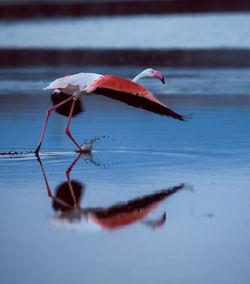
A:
153;70;165;84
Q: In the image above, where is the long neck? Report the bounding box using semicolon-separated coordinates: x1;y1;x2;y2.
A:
132;71;146;83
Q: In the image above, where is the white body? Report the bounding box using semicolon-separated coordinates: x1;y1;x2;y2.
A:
44;72;103;98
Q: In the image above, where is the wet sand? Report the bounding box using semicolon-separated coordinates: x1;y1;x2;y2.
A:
0;67;250;284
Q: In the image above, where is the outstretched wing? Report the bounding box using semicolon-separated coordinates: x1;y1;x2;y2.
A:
87;75;186;121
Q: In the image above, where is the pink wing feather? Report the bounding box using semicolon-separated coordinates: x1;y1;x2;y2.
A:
87;75;186;121
88;75;166;106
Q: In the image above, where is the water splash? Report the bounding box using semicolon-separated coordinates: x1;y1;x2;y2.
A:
77;136;107;153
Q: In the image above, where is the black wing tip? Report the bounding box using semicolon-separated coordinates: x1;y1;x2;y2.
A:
182;113;193;121
165;110;193;121
174;112;193;121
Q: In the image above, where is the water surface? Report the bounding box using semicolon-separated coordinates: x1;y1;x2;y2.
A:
0;67;250;284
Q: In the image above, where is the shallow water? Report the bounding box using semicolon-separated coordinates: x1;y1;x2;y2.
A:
0;67;250;284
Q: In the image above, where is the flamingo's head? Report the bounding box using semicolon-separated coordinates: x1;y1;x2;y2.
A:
142;68;165;84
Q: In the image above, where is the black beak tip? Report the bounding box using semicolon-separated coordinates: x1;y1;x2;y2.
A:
161;78;165;84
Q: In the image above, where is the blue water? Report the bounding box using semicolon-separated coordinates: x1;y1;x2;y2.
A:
0;67;250;284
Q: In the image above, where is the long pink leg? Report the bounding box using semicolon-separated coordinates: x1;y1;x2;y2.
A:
65;99;82;152
65;153;82;207
35;95;74;155
37;155;74;209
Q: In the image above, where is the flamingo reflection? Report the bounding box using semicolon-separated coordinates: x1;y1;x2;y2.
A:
37;154;187;231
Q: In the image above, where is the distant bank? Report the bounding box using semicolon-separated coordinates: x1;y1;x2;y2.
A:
1;48;250;68
1;0;250;19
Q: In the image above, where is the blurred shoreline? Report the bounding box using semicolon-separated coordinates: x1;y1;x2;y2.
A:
1;12;250;67
1;0;250;19
1;48;250;68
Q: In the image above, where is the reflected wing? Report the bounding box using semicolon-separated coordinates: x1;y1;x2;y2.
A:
88;184;185;230
87;75;186;121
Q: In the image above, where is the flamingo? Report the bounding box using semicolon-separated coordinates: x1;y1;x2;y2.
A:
35;68;187;155
50;68;165;117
